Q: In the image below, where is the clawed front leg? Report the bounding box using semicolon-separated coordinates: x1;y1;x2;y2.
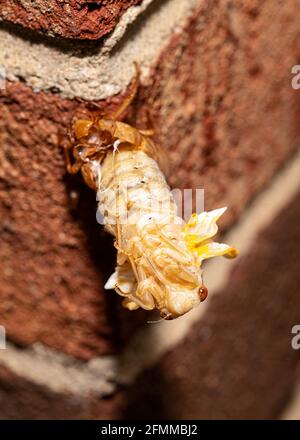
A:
109;62;141;121
61;139;82;175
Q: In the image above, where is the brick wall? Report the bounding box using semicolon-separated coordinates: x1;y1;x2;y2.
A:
0;0;300;419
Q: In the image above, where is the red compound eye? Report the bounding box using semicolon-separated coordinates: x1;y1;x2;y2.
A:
199;286;208;302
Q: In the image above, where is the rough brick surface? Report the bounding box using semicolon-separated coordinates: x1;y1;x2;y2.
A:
0;0;142;40
142;0;300;220
0;0;300;360
124;190;300;420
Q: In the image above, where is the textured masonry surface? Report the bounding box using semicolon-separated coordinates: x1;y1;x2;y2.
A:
0;0;143;40
0;0;300;419
1;0;300;360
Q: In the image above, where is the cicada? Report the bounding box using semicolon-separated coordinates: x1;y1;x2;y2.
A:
63;65;238;320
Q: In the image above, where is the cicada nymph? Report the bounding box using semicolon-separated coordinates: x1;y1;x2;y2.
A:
63;65;238;320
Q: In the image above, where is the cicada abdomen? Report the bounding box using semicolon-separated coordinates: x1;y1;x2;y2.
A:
63;65;238;319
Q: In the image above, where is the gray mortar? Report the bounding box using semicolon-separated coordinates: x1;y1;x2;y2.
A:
0;0;199;100
0;342;117;397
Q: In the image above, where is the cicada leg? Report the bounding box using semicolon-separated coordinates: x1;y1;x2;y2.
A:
139;129;155;137
138;106;156;137
109;62;140;121
114;214;141;285
134;276;157;310
61;139;82;175
122;298;140;311
81;162;101;190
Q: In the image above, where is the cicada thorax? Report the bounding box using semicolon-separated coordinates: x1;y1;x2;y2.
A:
139;223;204;312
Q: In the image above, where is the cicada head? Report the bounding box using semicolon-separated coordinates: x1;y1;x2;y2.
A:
158;268;207;319
73;119;113;152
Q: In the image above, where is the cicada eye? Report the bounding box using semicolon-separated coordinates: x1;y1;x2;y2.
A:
76;146;84;157
199;286;208;302
73;145;88;160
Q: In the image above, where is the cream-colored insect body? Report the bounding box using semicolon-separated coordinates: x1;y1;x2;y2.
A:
63;66;238;319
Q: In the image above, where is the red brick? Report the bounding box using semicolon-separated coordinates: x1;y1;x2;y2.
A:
139;0;300;225
124;190;300;419
0;0;300;359
0;0;142;40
